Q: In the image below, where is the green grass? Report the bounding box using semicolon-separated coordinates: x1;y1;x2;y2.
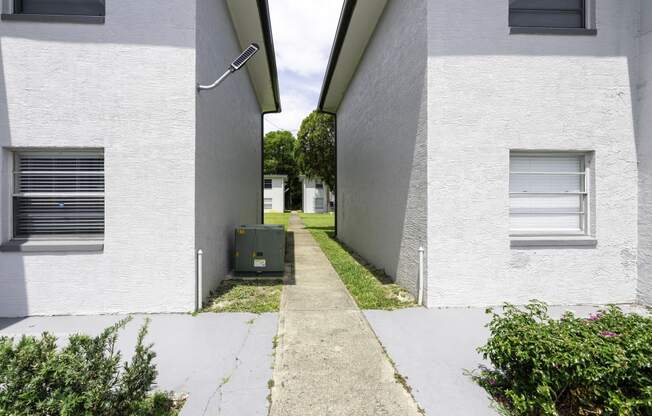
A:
202;279;283;313
264;212;291;229
299;213;416;310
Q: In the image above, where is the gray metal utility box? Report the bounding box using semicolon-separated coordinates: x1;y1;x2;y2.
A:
234;224;285;274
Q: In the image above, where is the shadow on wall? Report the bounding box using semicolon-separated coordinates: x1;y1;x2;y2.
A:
0;40;27;318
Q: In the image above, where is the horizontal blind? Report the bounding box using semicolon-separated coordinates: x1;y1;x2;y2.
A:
17;0;105;16
509;0;585;28
510;155;586;234
264;198;273;210
13;152;104;238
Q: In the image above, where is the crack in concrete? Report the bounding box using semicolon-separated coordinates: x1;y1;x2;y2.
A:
202;315;259;416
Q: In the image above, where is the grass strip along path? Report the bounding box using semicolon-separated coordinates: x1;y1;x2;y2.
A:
299;213;414;310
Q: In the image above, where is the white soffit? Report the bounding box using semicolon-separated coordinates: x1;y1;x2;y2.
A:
319;0;388;113
226;0;280;113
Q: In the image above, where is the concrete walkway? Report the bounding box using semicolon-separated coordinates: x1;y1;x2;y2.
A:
0;313;278;416
268;213;421;416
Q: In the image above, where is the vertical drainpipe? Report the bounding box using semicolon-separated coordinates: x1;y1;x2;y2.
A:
261;113;265;224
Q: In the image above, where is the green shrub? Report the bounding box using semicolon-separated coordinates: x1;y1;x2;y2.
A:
0;317;182;416
473;302;652;416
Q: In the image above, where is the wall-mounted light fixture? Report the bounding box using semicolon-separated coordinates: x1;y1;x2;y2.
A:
197;43;259;92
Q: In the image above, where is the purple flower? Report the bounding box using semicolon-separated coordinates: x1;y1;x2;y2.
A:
599;331;620;338
488;379;497;386
587;312;603;321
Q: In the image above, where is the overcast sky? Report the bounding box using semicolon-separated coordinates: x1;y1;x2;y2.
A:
264;0;344;134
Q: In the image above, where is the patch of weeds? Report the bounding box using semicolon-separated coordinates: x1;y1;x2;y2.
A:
202;279;283;313
393;372;412;394
299;213;416;310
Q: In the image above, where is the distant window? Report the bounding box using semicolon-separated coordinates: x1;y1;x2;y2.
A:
314;197;324;210
12;151;105;239
264;198;273;210
264;179;273;189
14;0;105;16
510;152;590;236
315;183;324;190
509;0;586;29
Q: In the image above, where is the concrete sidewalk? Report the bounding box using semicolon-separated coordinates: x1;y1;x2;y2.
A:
365;305;649;416
268;213;421;416
0;313;278;416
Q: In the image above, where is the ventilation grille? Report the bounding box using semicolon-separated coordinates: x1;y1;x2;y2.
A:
13;152;104;238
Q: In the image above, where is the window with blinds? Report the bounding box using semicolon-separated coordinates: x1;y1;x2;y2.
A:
14;0;105;16
12;151;105;239
509;153;590;236
264;198;273;210
264;179;272;189
509;0;586;29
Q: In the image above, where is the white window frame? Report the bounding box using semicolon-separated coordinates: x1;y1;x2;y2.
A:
264;179;273;189
11;149;105;241
509;151;592;238
264;197;273;210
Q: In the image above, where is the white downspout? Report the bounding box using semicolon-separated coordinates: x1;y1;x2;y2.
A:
196;249;204;312
418;246;425;306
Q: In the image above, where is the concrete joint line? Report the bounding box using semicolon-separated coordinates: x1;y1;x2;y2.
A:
203;315;259;416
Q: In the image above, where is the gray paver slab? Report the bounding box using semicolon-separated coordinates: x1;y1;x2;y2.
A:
0;312;278;416
365;304;649;416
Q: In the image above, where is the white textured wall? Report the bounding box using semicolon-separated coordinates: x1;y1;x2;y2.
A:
427;0;640;307
302;177;330;214
0;0;197;316
264;177;285;212
196;0;261;302
337;0;427;296
638;0;652;306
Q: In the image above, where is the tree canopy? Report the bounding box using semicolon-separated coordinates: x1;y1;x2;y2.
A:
264;130;297;175
295;111;335;190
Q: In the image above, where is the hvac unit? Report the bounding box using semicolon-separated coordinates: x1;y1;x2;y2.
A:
234;224;285;274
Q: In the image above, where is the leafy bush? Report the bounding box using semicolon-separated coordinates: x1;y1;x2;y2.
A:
0;317;182;416
473;302;652;416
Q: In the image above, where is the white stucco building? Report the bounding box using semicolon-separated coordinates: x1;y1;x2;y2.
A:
0;0;280;316
264;174;287;212
300;176;332;214
320;0;652;308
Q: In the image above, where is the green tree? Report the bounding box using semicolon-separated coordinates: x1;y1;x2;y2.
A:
264;130;300;209
295;111;335;191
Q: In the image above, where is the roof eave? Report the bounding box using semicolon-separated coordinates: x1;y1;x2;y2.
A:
317;0;388;114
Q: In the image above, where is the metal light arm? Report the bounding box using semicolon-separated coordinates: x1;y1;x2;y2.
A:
197;68;234;92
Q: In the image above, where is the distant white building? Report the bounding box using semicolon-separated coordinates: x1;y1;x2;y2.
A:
264;175;287;213
300;176;332;214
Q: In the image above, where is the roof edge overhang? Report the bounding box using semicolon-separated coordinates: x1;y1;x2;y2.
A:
226;0;281;113
317;0;388;114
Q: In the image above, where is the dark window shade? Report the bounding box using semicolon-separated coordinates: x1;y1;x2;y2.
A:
14;0;105;16
13;153;104;239
509;0;585;28
264;179;273;189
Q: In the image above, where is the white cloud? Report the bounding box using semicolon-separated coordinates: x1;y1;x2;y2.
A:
265;0;343;134
269;0;343;77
